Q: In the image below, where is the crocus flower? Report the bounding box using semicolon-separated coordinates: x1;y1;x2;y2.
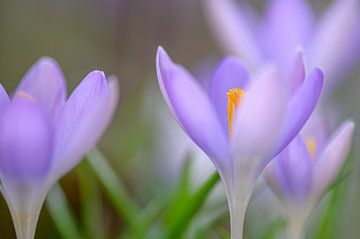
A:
0;57;118;239
265;117;355;239
204;0;360;94
156;47;323;239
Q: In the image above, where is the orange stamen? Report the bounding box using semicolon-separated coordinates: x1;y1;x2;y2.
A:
305;137;316;159
227;88;245;136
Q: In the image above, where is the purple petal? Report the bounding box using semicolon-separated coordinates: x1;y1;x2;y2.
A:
156;47;232;175
260;0;314;64
0;93;53;184
16;57;66;115
271;137;313;203
233;66;286;164
311;121;355;198
0;84;9;107
273;68;324;158
204;0;261;66
51;71;118;180
287;49;306;95
310;0;360;92
209;57;249;131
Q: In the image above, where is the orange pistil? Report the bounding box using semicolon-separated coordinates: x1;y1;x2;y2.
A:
227;88;245;137
305;136;316;159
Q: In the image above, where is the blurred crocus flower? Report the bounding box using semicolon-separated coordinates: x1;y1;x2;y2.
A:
204;0;360;94
156;47;323;239
266;117;355;239
0;57;118;239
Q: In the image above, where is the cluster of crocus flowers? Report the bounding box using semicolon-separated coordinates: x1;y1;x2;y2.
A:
0;57;118;239
266;115;355;239
204;0;360;94
156;47;324;239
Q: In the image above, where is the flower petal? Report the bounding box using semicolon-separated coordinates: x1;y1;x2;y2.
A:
209;57;249;131
51;71;118;181
156;47;232;176
232;66;286;171
260;0;314;64
273;68;324;158
311;121;355;198
0;84;9;107
0;94;53;184
287;49;306;95
16;57;66;115
310;0;360;92
204;0;261;66
269;137;313;204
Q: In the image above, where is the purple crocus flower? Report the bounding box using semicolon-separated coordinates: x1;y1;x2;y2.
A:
266;117;355;239
0;57;119;239
156;47;323;239
204;0;360;94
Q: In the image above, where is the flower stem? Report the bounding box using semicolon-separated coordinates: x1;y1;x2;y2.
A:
227;180;253;239
229;199;248;239
287;208;308;239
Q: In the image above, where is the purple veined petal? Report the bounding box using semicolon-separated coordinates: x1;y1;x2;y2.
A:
310;0;360;92
16;57;67;116
50;71;118;182
156;47;232;177
0;92;53;185
260;0;314;64
232;66;286;174
204;0;261;67
209;56;250;132
273;68;324;158
271;137;313;204
0;84;10;107
311;121;355;198
287;49;306;96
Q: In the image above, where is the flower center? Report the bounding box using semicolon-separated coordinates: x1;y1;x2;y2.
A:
305;136;316;159
227;88;245;136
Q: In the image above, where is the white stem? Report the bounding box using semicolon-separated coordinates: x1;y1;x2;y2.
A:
5;185;47;239
226;179;253;239
286;208;308;239
229;197;248;239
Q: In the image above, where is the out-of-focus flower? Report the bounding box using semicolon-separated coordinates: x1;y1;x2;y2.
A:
0;57;119;239
266;118;355;238
156;47;323;239
204;0;360;94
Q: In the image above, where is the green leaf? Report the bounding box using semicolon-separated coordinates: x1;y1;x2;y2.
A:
87;148;139;229
313;154;353;239
46;184;83;239
77;163;104;239
216;227;230;239
164;171;220;239
259;217;286;239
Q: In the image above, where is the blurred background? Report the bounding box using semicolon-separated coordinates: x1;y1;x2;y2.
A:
0;0;359;238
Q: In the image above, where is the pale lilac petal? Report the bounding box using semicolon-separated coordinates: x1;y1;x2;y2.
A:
310;0;360;91
0;84;9;107
16;57;66;115
301;111;330;158
261;0;314;64
273;68;324;158
51;71;118;180
156;47;232;175
204;0;261;66
209;57;249;131
233;66;286;166
311;121;355;198
0;94;53;184
287;49;306;95
272;137;312;203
